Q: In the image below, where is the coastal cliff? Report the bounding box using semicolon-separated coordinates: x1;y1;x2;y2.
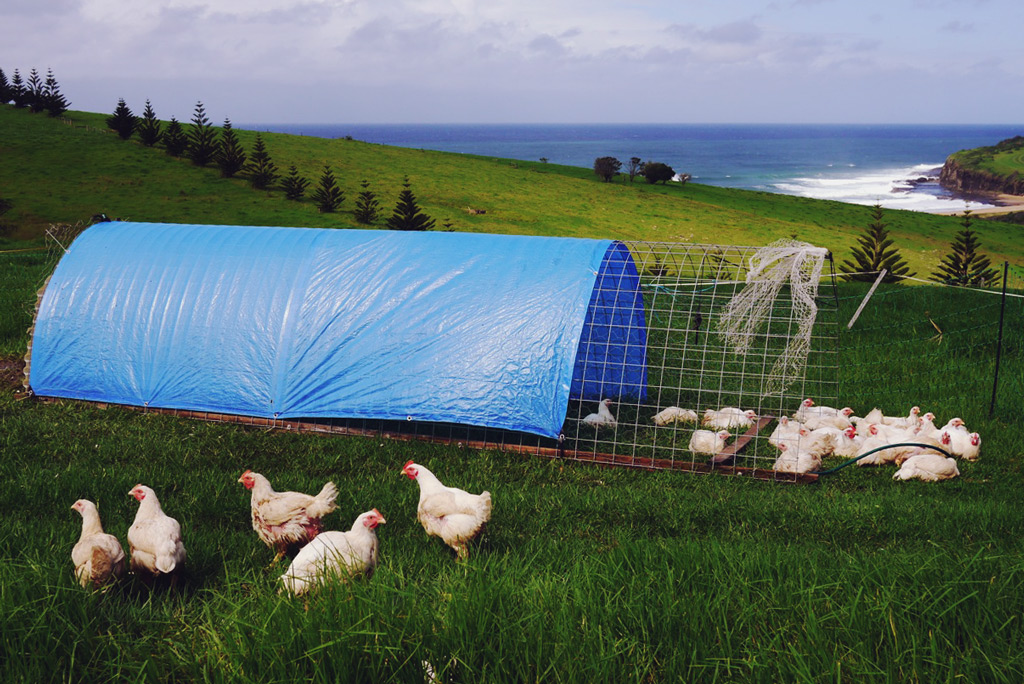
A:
940;136;1024;196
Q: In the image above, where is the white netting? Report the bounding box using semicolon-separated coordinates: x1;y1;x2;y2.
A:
717;240;828;396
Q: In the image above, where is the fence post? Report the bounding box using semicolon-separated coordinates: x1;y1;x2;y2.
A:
989;261;1009;417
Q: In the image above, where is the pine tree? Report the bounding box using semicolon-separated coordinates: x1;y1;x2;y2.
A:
106;98;137;139
353;180;380;224
0;69;11;104
26;68;44;112
839;203;914;283
310;165;344;212
137;100;162;146
215;119;247;178
244;134;278;190
281;164;310;200
163;116;188;157
930;210;1002;287
42;68;69;117
386;177;435;231
10;69;26;108
187;101;217;166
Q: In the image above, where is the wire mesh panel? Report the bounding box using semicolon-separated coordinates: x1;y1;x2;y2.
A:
561;241;839;480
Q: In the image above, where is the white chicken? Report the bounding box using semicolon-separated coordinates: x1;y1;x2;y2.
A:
652;406;698;426
279;509;386;596
940;417;968;433
402;461;492;560
772;442;821;474
793;398;845;423
701;407;757;431
582;399;616;428
942;430;981;461
70;499;125;590
238;470;339;562
768;416;804;449
802;407;854;431
892;453;960;482
881;406;922;429
833;425;863;458
127;484;186;579
688;429;731;455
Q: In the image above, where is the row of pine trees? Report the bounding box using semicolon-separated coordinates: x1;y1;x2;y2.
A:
839;204;1001;287
104;98;439;230
0;67;70;116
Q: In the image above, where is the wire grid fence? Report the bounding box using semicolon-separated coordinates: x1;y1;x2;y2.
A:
559;241;838;481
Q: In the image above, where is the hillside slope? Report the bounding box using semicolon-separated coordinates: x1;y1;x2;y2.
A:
2;107;1022;273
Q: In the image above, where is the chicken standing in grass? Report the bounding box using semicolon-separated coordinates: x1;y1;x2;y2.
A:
71;499;125;589
402;461;492;560
652;406;698;426
127;485;186;580
582;398;616;428
238;470;339;563
279;509;386;596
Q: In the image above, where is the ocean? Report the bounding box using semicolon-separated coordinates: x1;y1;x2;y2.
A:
243;123;1023;213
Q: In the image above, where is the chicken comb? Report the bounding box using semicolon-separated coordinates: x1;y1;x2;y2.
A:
402;460;414;469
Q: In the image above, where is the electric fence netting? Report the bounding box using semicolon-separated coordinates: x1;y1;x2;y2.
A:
837;264;1024;422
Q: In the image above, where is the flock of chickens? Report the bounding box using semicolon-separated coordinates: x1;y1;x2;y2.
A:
70;460;492;594
584;397;980;480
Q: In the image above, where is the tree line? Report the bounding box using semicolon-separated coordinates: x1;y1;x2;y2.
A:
593;156;691;185
0;67;70;117
103;98;438;230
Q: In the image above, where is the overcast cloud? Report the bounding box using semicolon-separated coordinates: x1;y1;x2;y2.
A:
2;0;1021;123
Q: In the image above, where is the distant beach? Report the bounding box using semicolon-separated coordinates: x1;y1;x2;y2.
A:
244;123;1024;215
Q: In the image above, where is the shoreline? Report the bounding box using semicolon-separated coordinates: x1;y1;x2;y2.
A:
933;193;1024;216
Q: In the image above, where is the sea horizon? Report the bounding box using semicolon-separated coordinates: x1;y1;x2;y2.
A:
241;122;1024;214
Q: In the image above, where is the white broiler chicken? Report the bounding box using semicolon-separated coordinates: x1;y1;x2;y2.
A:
772;442;821;474
653;406;698;426
881;405;922;429
893;453;960;482
833;425;864;458
855;424;919;466
127;484;186;580
402;461;492;560
940;417;968;433
238;470;339;562
279;509;386;596
70;499;125;590
943;429;981;461
802;426;841;458
702;407;757;431
582;399;616;428
769;416;805;449
802;407;854;431
793;398;845;423
688;429;731;455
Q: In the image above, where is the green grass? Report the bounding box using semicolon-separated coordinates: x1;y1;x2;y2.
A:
2;105;1024;682
3;106;1023;278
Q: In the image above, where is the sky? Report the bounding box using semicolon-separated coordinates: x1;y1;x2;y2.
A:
2;0;1022;124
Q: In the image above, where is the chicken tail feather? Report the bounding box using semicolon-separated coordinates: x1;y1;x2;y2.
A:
307;481;339;519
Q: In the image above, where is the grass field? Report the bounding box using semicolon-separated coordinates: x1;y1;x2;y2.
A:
2;106;1024;683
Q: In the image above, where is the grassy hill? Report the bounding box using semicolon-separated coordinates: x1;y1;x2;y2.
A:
941;136;1024;196
3;107;1022;276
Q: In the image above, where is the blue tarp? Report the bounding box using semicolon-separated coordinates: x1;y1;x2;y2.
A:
30;222;647;438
